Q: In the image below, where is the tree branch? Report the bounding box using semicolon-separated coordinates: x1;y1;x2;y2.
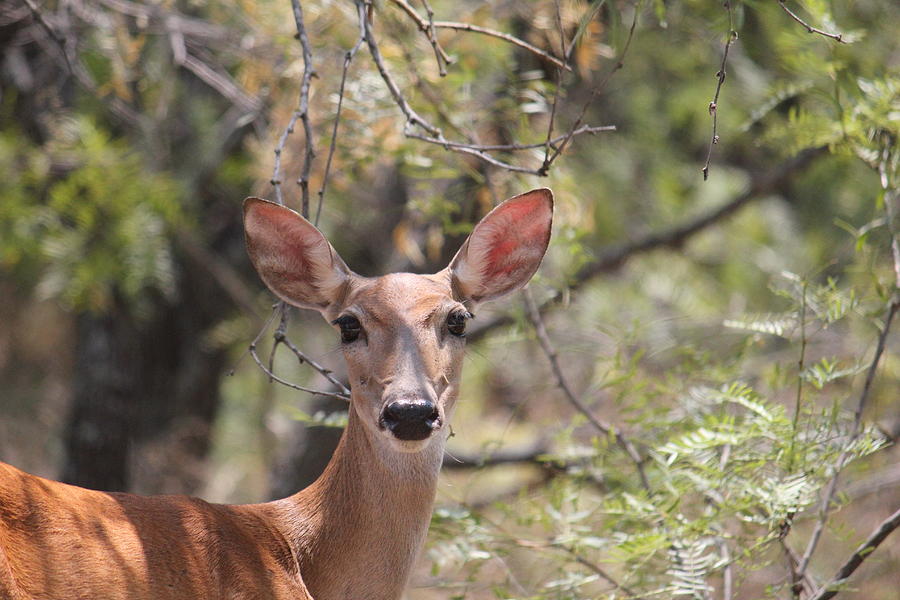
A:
777;1;845;43
523;289;650;491
388;0;451;74
702;2;737;181
808;506;900;600
315;0;367;226
431;20;570;72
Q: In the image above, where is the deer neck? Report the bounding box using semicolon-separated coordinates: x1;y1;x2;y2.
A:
274;398;445;600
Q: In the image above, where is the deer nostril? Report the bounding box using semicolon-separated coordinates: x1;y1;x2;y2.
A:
381;401;440;441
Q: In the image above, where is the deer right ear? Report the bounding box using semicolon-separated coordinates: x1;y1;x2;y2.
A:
447;188;553;305
243;197;351;311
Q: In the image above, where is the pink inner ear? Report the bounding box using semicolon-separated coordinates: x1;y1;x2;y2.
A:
478;194;551;280
245;201;329;289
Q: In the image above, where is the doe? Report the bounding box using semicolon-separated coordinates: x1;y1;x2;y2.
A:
0;188;553;599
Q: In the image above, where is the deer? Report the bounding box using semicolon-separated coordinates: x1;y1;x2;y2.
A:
0;188;553;600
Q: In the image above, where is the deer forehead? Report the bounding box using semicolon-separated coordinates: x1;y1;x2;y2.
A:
345;272;458;327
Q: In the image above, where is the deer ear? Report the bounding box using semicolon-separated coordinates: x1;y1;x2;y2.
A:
448;188;553;304
244;198;352;311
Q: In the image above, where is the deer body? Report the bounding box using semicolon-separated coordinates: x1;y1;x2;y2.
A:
0;189;553;599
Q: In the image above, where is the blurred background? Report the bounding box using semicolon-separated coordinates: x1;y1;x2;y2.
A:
1;0;898;598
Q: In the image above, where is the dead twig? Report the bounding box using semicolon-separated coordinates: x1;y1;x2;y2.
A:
432;20;570;72
523;289;650;491
273;0;317;213
807;506;900;600
388;0;452;73
702;3;737;181
777;1;845;43
315;0;367;226
540;0;641;175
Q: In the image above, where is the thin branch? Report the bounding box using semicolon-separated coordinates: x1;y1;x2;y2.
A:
777;1;845;43
419;125;616;152
365;0;613;175
542;0;566;168
181;53;261;114
719;540;733;600
21;0;75;73
432;20;571;72
568;550;638;597
249;306;350;401
315;0;367;226
271;0;317;209
780;538;816;599
442;440;550;469
808;506;900;600
879;145;900;290
523;289;650;491
702;3;737;181
388;0;452;72
419;0;448;76
249;341;349;401
279;331;351;395
541;0;641;175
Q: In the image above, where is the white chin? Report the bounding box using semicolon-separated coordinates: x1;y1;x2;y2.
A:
387;435;435;453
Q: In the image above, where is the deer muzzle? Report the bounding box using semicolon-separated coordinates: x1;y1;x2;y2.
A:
379;400;441;441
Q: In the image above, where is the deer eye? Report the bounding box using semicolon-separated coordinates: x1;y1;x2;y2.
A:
332;315;362;343
447;311;472;337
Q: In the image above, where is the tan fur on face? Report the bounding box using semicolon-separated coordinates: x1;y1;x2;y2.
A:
330;273;466;451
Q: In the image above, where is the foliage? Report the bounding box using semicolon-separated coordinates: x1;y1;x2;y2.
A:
0;118;182;314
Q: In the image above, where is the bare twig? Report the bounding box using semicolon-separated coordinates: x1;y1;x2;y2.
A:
523;289;650;491
442;439;550;469
568;550;637;597
364;0;614;175
777;1;845;43
719;540;733;600
275;0;317;214
542;0;566;168
363;4;541;174
181;53;261;114
249;305;350;401
432;20;570;72
702;3;737;181
315;0;367;226
419;0;448;75
879;146;900;290
781;538;816;599
541;0;641;175
249;341;349;401
421;125;616;152
808;506;900;600
388;0;452;72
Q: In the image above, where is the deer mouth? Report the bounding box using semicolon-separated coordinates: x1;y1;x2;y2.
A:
379;400;442;441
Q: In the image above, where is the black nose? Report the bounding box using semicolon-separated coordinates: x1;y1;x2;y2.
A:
380;401;440;441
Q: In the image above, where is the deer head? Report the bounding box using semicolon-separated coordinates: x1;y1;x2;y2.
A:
244;189;553;453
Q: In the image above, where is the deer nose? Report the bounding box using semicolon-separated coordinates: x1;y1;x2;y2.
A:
380;401;440;441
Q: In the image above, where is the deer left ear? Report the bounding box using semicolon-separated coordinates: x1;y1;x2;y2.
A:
447;188;553;304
